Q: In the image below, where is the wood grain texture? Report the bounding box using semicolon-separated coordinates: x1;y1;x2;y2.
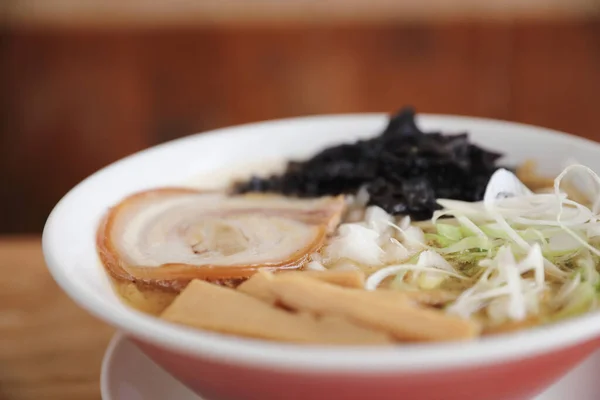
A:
510;22;600;136
0;237;114;400
1;22;599;233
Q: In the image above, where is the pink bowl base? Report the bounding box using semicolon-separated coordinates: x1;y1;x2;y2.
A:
135;337;600;400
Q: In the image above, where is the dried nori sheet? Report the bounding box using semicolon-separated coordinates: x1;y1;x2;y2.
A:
234;106;503;220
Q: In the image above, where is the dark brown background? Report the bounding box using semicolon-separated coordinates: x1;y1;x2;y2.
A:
2;20;600;233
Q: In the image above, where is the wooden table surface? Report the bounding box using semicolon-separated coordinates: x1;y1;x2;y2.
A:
0;236;114;400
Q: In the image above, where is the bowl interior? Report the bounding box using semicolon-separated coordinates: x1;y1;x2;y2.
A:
43;113;600;372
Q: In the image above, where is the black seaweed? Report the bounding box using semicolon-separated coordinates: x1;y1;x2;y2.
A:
234;106;504;220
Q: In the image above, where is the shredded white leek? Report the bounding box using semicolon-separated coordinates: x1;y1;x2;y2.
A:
365;263;465;291
323;164;600;324
323;223;385;266
553;165;600;257
447;245;544;321
553;273;582;309
385;220;427;249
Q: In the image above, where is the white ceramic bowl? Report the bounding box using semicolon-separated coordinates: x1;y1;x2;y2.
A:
43;114;600;400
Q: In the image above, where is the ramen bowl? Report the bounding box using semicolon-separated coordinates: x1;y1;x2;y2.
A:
43;114;600;400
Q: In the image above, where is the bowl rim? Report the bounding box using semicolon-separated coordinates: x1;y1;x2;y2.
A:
43;112;600;373
100;333;123;400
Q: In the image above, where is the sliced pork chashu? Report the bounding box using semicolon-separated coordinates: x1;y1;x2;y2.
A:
97;188;345;295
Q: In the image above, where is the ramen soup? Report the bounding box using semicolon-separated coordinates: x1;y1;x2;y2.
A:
96;107;600;344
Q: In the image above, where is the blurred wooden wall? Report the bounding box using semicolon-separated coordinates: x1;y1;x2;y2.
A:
1;21;600;233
